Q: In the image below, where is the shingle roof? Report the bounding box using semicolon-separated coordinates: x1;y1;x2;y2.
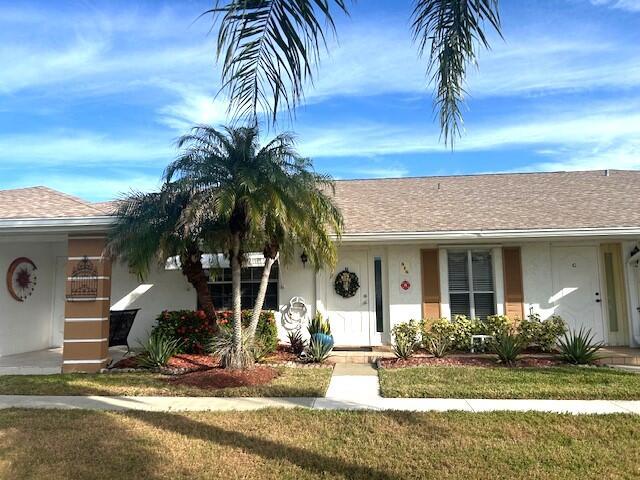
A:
0;186;106;219
2;170;638;232
332;169;640;233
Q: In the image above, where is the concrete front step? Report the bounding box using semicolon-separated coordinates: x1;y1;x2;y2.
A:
328;350;395;364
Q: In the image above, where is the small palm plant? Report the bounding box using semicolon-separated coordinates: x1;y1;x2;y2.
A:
209;327;256;369
558;328;604;365
287;329;306;355
425;333;451;358
137;330;183;369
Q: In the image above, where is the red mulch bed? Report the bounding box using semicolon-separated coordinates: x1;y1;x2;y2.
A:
263;344;300;363
112;354;219;373
166;366;280;389
380;356;561;369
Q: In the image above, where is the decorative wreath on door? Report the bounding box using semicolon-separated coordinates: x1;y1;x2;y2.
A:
334;269;360;298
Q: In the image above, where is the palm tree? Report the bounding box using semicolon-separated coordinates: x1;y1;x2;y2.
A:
165;124;343;368
105;184;219;320
207;0;501;146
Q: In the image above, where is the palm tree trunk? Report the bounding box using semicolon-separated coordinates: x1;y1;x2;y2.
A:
181;254;217;324
228;233;244;369
247;253;278;340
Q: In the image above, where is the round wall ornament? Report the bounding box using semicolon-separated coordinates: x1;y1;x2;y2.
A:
6;257;37;302
334;269;359;298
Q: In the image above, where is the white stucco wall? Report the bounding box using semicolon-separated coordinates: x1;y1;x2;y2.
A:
0;239;66;356
386;245;422;334
277;259;316;341
521;242;557;320
110;263;197;346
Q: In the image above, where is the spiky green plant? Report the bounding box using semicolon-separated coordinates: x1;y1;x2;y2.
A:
209;327;255;369
558;328;604;365
308;312;332;336
137;330;183;369
306;335;334;363
492;332;524;366
425;333;451;358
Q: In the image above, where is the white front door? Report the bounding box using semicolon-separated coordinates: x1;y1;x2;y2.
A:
551;246;605;342
325;249;372;346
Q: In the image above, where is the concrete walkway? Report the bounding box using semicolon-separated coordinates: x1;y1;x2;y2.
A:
1;363;639;414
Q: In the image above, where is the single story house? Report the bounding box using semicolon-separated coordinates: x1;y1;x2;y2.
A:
1;170;639;372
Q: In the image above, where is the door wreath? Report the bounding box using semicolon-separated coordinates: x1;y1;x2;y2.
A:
334;269;359;298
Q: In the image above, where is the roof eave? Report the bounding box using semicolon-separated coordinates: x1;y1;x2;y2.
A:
0;216;114;234
338;227;640;243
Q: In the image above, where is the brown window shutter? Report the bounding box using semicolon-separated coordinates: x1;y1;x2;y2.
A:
421;249;441;319
503;247;524;320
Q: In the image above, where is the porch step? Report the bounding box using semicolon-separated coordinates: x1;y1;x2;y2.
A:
328;349;395;364
597;348;640;366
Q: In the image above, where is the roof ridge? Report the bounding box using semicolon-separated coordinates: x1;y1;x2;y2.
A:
33;186;107;216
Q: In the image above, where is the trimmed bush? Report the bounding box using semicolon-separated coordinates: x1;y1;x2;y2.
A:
519;314;567;352
392;320;420;359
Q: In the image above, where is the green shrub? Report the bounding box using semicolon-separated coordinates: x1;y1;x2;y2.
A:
154;310;216;353
519;314;567;352
425;333;451;358
216;310;279;356
308;312;331;336
422;316;483;351
491;332;524;366
287;329;306;355
558;327;603;365
483;315;512;337
137;330;183;369
392;320;420;359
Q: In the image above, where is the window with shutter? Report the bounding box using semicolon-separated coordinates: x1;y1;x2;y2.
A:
447;250;495;319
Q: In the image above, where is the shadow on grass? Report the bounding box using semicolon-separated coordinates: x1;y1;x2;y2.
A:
136;410;396;479
0;409;166;480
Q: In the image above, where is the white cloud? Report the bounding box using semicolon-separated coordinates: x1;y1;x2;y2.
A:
0;132;172;166
591;0;640;12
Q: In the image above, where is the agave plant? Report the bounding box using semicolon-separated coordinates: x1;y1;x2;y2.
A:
558;328;604;365
137;330;183;369
425;333;451;358
306;334;334;363
492;332;524;366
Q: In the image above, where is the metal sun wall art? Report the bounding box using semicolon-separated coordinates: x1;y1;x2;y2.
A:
6;257;38;302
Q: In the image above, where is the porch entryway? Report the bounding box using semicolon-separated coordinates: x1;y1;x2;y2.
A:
322;248;386;347
0;348;62;375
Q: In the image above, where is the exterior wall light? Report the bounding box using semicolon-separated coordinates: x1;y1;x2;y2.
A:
300;251;308;268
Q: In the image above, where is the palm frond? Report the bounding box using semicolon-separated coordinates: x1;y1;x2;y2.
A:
412;0;501;146
208;0;349;125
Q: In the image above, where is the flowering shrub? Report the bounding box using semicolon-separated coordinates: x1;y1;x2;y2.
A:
154;310;216;354
391;320;420;359
154;309;279;355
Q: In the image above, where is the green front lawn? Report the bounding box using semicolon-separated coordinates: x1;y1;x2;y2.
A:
379;365;640;399
0;367;331;397
1;409;638;479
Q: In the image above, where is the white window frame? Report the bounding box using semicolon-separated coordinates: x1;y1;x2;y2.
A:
447;249;496;318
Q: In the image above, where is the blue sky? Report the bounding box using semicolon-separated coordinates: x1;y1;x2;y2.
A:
1;0;639;201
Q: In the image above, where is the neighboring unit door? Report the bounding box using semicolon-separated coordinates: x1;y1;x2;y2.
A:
325;249;372;346
551;246;605;343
